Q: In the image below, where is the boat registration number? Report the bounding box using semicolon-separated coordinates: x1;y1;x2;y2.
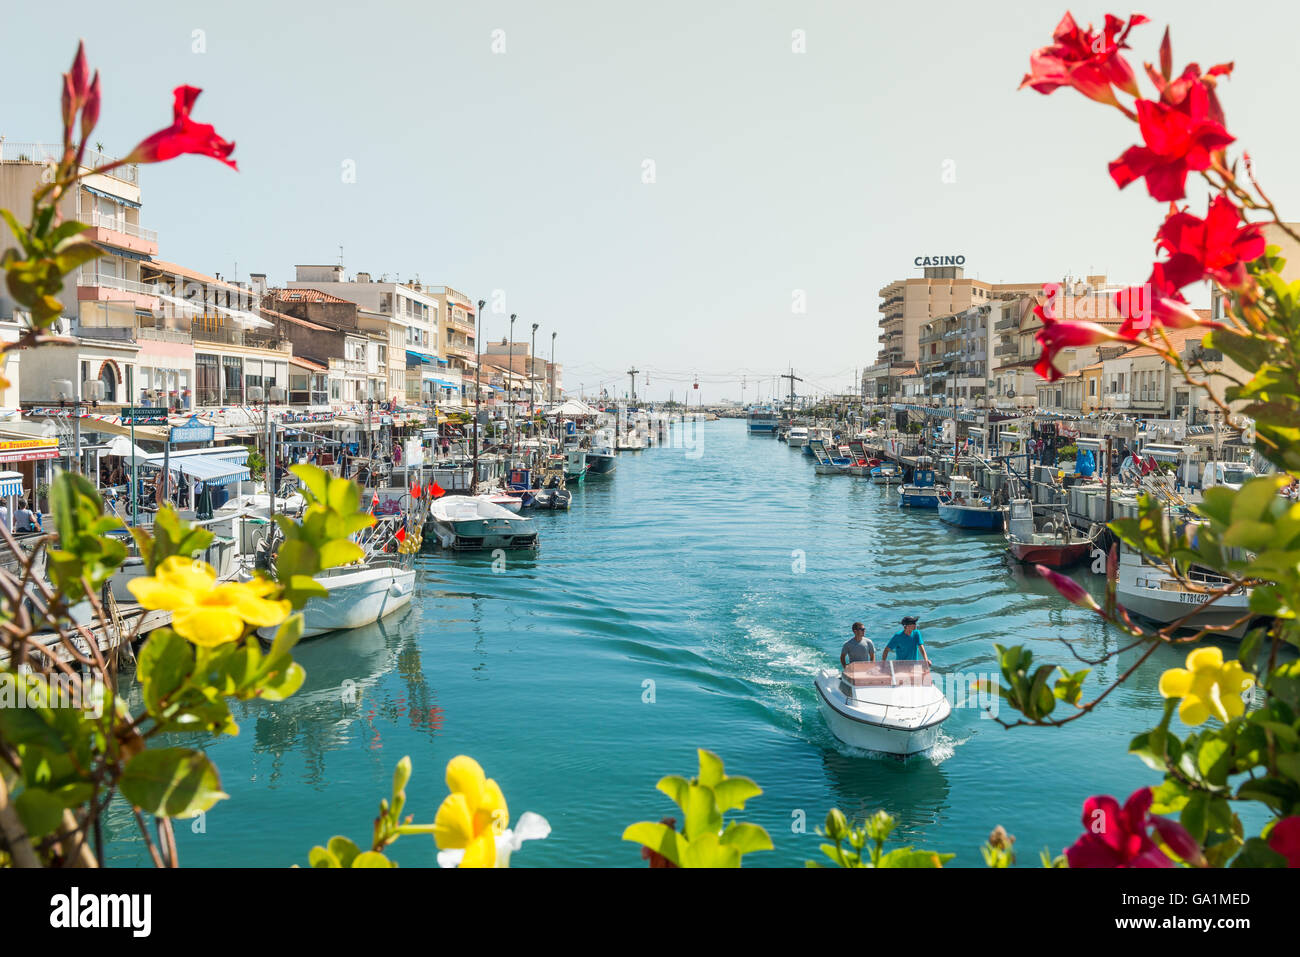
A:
1178;592;1211;604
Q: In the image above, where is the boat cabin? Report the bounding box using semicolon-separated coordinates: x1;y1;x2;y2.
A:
838;660;933;699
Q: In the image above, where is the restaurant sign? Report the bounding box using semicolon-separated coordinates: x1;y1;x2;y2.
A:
169;416;215;444
0;438;60;464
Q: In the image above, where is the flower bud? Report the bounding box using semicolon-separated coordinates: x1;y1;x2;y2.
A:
69;41;90;100
824;808;848;841
1150;814;1204;866
1036;564;1100;611
80;72;101;141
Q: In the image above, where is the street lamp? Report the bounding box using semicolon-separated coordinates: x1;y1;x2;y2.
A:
530;322;539;429
507;313;516;454
550;331;556;405
472;298;485;494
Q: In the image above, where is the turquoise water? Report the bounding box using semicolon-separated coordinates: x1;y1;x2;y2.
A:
104;419;1254;867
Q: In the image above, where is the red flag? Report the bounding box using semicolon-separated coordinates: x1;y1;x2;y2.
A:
372;491;380;506
410;482;421;499
396;527;407;543
430;482;445;499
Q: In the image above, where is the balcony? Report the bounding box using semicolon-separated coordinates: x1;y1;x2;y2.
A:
77;271;159;311
85;210;158;256
994;316;1020;332
446;313;476;335
190;320;289;353
995;342;1020;357
0;142;139;184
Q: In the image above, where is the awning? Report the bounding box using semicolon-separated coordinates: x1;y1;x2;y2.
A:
84;185;141;208
429;378;458;388
164;455;250;486
146;446;248;466
0;472;24;497
406;350;436;364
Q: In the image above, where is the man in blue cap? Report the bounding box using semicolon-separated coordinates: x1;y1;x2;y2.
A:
882;615;929;665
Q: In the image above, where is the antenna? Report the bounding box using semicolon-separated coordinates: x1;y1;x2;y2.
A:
337;244;344;267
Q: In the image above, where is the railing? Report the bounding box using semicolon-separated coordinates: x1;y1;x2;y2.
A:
995;342;1019;357
994;316;1019;331
88;210;157;243
0;143;139;184
191;322;288;351
77;271;157;296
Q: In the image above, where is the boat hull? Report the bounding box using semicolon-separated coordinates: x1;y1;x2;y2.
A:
899;488;939;508
1007;539;1092;568
814;671;950;756
260;565;415;639
938;504;1004;530
586;454;616;475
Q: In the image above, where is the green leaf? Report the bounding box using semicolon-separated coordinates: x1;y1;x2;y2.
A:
877;847;953;868
308;846;340;868
1229;837;1288;868
719;821;774;855
289;464;327;503
327;835;362;868
137;629;195;716
622;821;686;867
14;787;65;838
712;776;762;813
318;539;364;569
119;747;227;818
679;831;741;868
697;749;725;788
655;775;690;816
351;851;395;867
682;784;722;841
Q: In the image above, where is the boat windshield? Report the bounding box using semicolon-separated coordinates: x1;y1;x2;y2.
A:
843;660;931;687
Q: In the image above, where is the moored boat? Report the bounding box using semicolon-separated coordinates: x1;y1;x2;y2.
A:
1004;499;1094;567
937;476;1004;530
428;496;540;550
898;458;941;508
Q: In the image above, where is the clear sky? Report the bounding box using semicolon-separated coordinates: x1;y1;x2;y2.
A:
3;1;1297;402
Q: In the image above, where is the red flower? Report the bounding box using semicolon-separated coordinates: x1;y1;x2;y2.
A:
1021;12;1148;107
124;85;237;170
1065;787;1196;867
1034;312;1118;382
1109;83;1234;201
1113;265;1204;338
1268;816;1300;867
1156;195;1265;290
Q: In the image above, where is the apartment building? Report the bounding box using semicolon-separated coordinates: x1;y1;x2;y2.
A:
287;266;439;405
875;261;1044;365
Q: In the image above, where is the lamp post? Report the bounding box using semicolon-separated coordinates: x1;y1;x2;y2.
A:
550;331;556;405
507;313;516;455
472;298;485;494
530;323;539;431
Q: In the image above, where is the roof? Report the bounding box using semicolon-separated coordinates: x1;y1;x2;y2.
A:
1111;327;1204;360
143;260;247;296
259;306;331;332
1082;361;1104;371
274;288;355;305
289;355;329;372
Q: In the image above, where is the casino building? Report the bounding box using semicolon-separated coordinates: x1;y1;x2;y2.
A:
875;260;1043;366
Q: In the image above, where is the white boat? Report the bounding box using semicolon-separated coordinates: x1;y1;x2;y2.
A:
814;660;951;756
428;496;540;550
1115;548;1257;639
787;426;810;448
255;563;417;639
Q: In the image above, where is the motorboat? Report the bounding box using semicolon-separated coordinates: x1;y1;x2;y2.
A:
253;562;416;639
585;445;616;476
845;441;877;477
480;490;523;514
1004;499;1095;568
898;458;941;508
814;660;951;756
746;406;779;434
870;462;899;484
809;439;852;475
787;426;810;449
428;496;540;550
504;467;538;509
937;476;1004;530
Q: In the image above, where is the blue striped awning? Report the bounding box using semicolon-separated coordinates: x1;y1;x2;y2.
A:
0;471;23;498
83;185;141;208
430;379;457;388
406;350;433;364
165;456;250;486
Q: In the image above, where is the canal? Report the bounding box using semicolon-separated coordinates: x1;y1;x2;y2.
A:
105;418;1242;867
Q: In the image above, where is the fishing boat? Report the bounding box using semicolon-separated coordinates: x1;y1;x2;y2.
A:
504;467;538;509
898;458;941;508
585;445;616;476
1114;546;1259;639
814;660;952;756
802;427;833;457
870;462;899;484
937;476;1004;530
428;497;540;550
565;449;588;484
846;441;877;477
809;439;852;475
787;426;810;449
746;406;779;434
1004;499;1095;567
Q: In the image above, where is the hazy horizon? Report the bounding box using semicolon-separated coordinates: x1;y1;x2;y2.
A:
4;1;1297;401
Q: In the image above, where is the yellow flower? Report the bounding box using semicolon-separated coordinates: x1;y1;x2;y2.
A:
128;556;290;647
1158;646;1254;726
432;755;509;868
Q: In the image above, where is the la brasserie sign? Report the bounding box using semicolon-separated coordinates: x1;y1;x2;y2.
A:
915;255;965;267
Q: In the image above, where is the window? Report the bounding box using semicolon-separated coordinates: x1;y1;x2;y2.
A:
222;355;243;405
379;293;392;314
196;354;220;406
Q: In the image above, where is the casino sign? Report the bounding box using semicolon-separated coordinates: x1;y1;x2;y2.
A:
914;255;966;267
